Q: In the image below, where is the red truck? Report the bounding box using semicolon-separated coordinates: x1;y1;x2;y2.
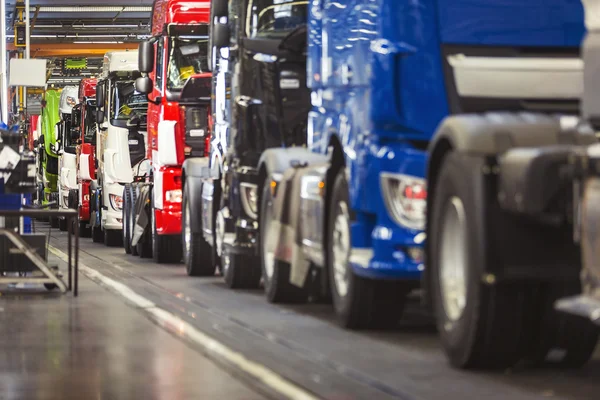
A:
125;0;211;263
73;78;98;236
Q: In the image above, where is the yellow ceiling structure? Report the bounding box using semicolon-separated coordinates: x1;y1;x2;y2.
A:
7;42;138;57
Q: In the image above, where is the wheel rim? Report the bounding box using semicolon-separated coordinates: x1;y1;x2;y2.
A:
262;198;276;280
332;201;350;298
184;201;191;261
439;196;468;322
215;212;225;257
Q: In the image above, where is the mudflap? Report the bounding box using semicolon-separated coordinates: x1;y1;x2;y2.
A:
131;185;151;247
270;167;312;288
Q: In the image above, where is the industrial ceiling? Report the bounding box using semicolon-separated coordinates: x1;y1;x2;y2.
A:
5;0;154;86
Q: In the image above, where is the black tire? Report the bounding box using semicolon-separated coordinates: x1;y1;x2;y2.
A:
44;283;58;291
123;185;132;254
183;183;215;276
136;187;152;258
223;252;262;289
92;225;103;243
260;177;307;303
430;152;536;369
79;221;91;238
151;192;182;263
58;217;67;231
104;228;123;247
130;185;140;256
526;284;599;368
137;231;152;258
50;217;59;229
327;169;408;329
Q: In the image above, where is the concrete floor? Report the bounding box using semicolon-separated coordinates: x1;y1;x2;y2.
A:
3;222;599;400
0;262;265;400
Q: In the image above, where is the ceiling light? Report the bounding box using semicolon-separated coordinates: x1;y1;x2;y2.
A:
72;41;125;44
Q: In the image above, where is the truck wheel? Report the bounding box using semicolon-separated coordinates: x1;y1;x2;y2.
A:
123;185;132;254
137;231;152;258
104;229;123;247
58;217;67;231
526;284;599;368
92;225;103;243
222;253;262;289
260;177;307;303
129;185;140;256
151;193;182;264
327;169;408;329
183;184;214;276
79;221;91;238
430;152;535;369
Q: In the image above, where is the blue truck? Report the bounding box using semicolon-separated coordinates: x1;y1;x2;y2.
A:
254;0;591;331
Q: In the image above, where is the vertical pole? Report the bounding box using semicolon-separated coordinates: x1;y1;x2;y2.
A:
24;0;29;112
24;0;29;59
0;0;8;123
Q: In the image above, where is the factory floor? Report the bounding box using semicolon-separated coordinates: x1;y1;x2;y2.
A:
0;249;265;400
0;222;599;400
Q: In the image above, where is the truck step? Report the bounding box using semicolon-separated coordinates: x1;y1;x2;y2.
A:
555;295;600;325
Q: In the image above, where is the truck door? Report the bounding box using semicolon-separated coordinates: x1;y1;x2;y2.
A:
147;37;166;158
234;0;310;163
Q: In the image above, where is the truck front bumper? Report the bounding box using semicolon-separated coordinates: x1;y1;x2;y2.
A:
154;208;181;236
102;182;124;230
79;181;91;222
350;227;424;280
350;141;427;280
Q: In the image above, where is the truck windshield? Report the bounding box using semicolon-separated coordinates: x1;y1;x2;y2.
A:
246;0;308;38
84;99;97;144
111;81;148;124
167;37;210;91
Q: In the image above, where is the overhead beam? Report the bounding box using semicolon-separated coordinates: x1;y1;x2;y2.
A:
7;42;138;58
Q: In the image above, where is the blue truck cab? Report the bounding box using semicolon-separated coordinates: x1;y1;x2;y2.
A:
259;0;585;329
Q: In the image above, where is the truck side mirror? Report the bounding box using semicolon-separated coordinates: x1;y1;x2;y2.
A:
138;41;154;73
96;85;105;106
135;76;153;94
213;23;230;49
213;0;228;17
96;109;105;124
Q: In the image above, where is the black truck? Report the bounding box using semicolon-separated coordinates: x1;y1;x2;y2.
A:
181;0;310;288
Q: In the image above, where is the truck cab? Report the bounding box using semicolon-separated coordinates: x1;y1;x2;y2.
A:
423;0;595;370
181;0;310;282
92;50;148;246
40;88;61;227
128;0;211;262
74;78;97;237
57;86;80;231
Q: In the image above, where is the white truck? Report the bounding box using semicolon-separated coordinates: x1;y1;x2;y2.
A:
91;51;149;246
57;86;80;231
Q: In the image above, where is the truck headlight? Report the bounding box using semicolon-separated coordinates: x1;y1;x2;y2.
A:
380;173;426;230
165;189;182;203
109;194;123;211
240;182;258;220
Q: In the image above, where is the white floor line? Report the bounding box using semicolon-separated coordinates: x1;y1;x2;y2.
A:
49;245;318;400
